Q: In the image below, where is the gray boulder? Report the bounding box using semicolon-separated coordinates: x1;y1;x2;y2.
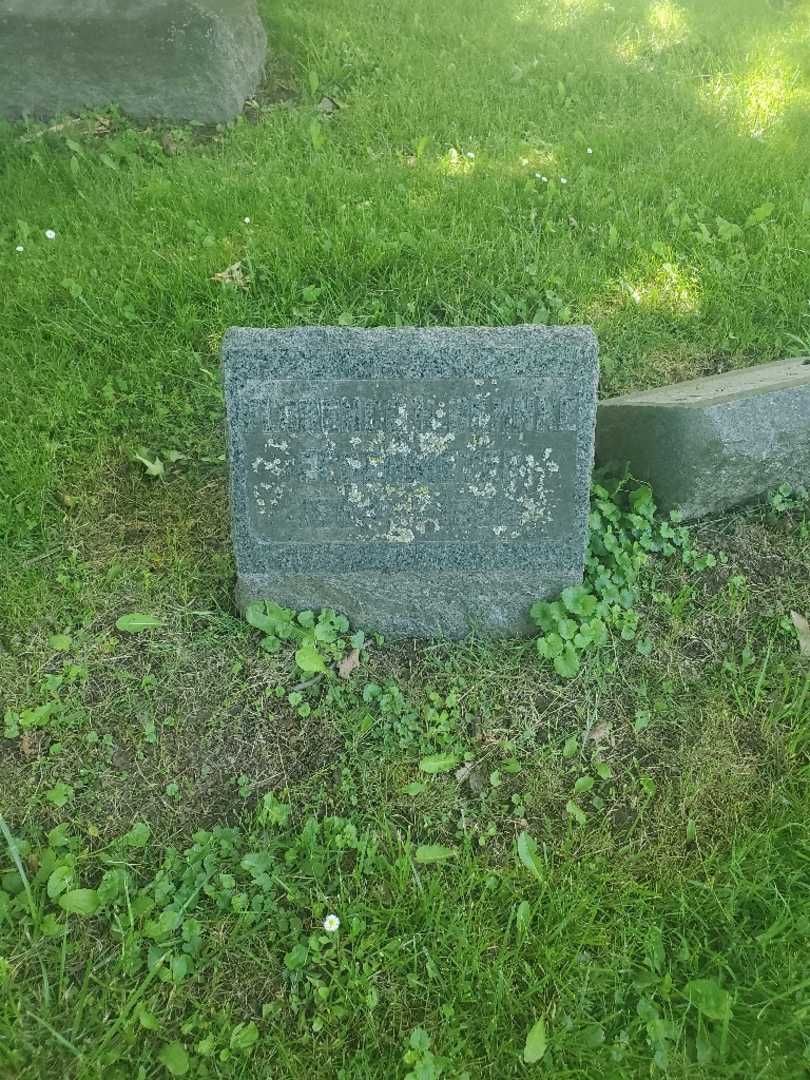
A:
0;0;266;123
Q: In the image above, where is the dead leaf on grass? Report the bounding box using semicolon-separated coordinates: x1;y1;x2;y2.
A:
19;732;38;758
20;120;70;143
587;721;610;744
455;761;486;795
338;648;361;679
455;761;475;783
790;611;810;658
211;261;247;289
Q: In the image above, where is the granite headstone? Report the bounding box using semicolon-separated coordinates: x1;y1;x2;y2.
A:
223;326;599;638
0;0;266;124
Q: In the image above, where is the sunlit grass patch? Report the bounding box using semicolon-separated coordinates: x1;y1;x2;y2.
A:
513;0;608;29
647;0;689;41
702;58;808;139
618;259;701;316
615;0;691;65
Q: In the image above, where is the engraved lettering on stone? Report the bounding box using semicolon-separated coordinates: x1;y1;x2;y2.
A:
246;379;574;544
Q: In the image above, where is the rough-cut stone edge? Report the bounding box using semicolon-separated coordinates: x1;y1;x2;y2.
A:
222;325;599;639
596;357;810;519
600;357;810;407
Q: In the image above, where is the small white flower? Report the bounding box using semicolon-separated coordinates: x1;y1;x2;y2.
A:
465;151;475;160
15;245;24;253
586;147;593;154
560;177;568;184
520;157;529;166
541;175;548;182
45;229;57;240
323;914;340;933
243;217;251;224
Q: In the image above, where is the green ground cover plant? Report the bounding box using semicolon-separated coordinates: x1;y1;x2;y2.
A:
1;0;809;1076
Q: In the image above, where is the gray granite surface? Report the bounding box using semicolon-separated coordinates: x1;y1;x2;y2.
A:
0;0;266;123
223;326;599;638
596;357;810;519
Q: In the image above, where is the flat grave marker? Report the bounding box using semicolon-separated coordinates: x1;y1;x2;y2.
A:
596;357;810;520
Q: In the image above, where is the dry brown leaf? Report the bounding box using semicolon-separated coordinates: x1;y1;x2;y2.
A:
20;120;71;143
338;648;361;679
455;761;485;794
211;261;247;289
467;767;486;795
19;732;37;758
454;761;475;783
588;721;610;744
791;611;810;658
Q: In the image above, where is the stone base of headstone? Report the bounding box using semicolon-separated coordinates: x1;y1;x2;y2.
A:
223;326;598;639
0;0;266;124
235;569;584;640
596;357;810;520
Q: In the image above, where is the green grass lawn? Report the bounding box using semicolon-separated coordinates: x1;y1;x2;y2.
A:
2;0;810;1075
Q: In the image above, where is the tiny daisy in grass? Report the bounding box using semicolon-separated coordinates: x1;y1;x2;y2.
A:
323;914;340;933
45;229;57;239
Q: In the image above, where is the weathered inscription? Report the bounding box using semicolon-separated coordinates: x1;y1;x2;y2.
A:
244;378;575;543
